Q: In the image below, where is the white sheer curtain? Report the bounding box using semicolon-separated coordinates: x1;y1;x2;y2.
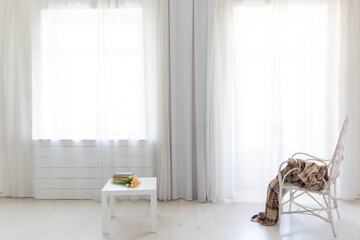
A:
153;0;172;201
0;0;171;199
31;0;170;199
0;0;33;197
338;0;359;199
209;0;359;202
33;3;147;141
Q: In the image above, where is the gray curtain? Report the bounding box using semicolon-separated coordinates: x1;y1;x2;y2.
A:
169;0;216;202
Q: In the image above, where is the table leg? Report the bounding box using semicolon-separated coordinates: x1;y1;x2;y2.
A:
110;196;115;217
102;194;108;235
150;192;157;232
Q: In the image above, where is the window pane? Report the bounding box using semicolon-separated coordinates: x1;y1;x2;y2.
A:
33;8;145;140
233;3;330;189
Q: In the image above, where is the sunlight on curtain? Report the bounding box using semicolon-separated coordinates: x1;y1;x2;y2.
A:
0;0;33;197
210;0;340;202
34;8;145;140
30;0;170;200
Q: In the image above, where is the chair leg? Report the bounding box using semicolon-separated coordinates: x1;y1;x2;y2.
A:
333;183;340;219
289;189;293;212
327;192;337;237
278;187;283;223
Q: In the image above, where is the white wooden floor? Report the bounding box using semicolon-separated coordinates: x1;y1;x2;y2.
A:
0;198;359;240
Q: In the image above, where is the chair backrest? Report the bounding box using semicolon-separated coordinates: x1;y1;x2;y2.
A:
329;116;349;182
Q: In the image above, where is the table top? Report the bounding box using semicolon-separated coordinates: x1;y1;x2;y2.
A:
101;177;157;193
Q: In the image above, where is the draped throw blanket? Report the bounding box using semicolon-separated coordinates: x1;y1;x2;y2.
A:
251;158;329;226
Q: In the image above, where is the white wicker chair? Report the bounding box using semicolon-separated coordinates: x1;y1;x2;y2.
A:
277;116;349;237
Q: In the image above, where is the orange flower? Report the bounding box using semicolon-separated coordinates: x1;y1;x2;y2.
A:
126;184;130;188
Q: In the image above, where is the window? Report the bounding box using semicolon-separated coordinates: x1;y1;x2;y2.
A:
33;7;145;140
233;3;330;152
232;2;335;191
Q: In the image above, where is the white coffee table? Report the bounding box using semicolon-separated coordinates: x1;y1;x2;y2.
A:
101;177;157;234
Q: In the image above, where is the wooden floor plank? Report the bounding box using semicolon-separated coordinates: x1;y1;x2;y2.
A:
0;198;359;240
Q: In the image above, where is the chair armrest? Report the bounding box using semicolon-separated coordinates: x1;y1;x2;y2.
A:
291;152;330;162
287;154;330;190
278;157;329;186
278;160;290;186
278;160;289;178
303;158;330;167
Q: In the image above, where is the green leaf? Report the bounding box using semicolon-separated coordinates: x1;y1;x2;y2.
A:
112;178;132;185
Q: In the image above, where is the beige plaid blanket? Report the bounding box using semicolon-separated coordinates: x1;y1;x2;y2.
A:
251;158;329;226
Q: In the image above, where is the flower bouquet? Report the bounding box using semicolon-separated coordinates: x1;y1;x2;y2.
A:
112;175;141;188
